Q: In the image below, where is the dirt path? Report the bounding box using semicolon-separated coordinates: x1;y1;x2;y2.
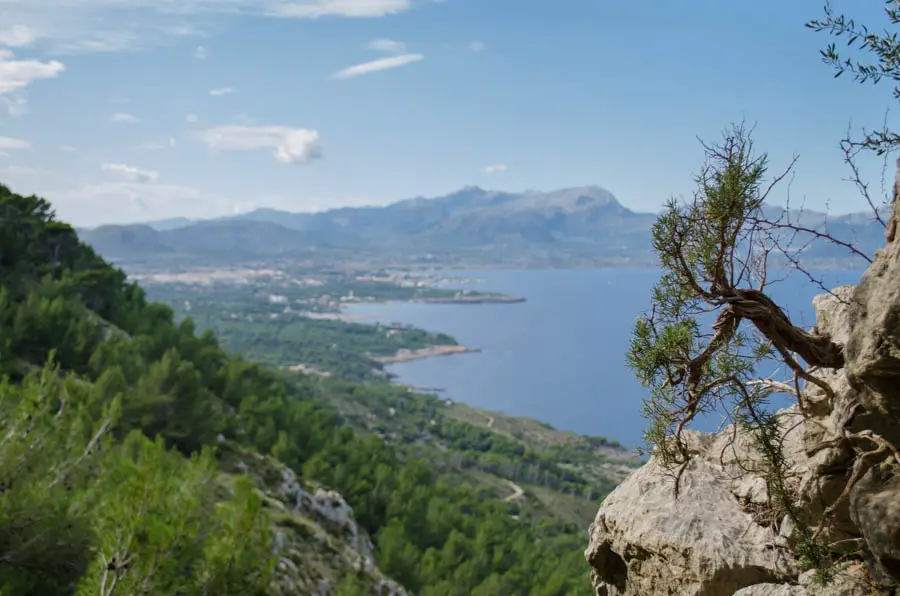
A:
487;416;495;428
503;480;525;502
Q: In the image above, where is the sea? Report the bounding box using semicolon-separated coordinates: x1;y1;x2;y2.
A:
344;268;863;449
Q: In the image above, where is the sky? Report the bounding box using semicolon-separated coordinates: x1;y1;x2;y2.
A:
0;0;895;226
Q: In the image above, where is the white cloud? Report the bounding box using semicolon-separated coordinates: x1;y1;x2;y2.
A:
110;112;139;123
0;25;36;47
51;181;209;226
186;113;199;123
194;44;207;60
1;93;28;116
484;164;507;174
368;38;406;54
102;162;160;183
59;145;76;152
169;135;176;147
0;50;65;94
469;41;484;52
6;164;41;176
0;136;31;150
268;0;412;19
197;125;322;165
331;53;423;79
209;86;234;96
0;0;419;54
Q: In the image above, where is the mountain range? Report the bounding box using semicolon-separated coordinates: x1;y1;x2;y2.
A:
76;185;887;268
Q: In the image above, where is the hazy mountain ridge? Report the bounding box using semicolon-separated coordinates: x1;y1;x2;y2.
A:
77;185;886;267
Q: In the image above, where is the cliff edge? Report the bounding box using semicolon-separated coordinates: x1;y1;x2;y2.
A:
586;172;900;595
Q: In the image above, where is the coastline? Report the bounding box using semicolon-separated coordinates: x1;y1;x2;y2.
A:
377;344;480;364
411;295;525;304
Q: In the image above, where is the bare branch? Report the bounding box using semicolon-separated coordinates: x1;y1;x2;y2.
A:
749;215;873;264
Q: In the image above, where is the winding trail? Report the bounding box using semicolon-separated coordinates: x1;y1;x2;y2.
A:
504;480;525;502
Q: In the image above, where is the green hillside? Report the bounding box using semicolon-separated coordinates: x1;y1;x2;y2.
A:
141;271;640;530
0;184;604;594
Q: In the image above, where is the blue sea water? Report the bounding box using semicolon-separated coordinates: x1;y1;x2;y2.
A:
344;269;862;448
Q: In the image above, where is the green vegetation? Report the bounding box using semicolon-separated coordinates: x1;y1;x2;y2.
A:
186;315;454;382
145;275;639;530
0;184;614;594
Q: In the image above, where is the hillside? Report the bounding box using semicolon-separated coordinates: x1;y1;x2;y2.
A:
79;186;658;267
140;274;640;530
0;183;608;595
79;185;884;269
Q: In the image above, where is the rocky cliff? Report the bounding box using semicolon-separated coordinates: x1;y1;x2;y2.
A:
219;441;407;595
585;172;900;595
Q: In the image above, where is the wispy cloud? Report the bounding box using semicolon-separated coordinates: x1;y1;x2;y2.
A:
0;136;31;150
0;25;36;47
209;86;235;96
0;0;420;53
484;164;507;174
0;50;63;117
102;162;160;183
194;45;208;60
331;53;423;79
110;112;139;123
59;145;76;152
368;38;407;54
6;164;41;176
50;181;210;226
197;125;322;165
469;41;485;52
268;0;412;19
0;50;65;95
2;94;28;117
186;114;199;123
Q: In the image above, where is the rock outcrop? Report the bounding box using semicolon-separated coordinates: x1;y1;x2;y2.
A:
586;167;900;595
219;442;407;596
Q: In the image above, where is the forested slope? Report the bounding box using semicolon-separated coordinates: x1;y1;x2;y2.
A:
0;184;593;595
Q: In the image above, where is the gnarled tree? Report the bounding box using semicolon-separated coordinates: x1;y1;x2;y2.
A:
626;123;864;579
629;123;844;467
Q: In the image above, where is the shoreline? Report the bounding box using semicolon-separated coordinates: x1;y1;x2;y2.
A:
377;344;480;364
410;295;525;305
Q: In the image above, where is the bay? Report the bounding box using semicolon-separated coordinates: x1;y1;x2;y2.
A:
344;268;862;448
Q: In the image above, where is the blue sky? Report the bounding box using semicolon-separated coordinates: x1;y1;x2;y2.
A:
0;0;894;226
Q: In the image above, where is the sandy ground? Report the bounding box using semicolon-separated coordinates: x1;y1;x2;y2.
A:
377;344;477;364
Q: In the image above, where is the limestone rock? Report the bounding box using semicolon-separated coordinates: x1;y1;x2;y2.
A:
220;442;407;596
585;430;796;596
845;176;900;445
850;462;900;586
731;584;804;596
586;165;900;596
585;278;899;595
733;565;872;596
